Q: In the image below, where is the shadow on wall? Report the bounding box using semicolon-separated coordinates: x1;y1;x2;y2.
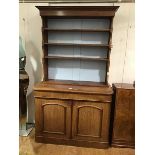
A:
26;41;43;123
19;36;25;58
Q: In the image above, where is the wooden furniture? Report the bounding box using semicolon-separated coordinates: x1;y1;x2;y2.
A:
19;70;29;115
37;6;119;84
34;6;119;148
111;83;135;148
19;69;30;136
34;81;113;148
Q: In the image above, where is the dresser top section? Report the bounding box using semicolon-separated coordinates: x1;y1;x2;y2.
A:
113;83;135;90
34;80;113;95
36;6;119;17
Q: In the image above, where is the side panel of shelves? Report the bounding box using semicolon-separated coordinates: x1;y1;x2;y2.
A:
42;17;48;81
105;17;113;84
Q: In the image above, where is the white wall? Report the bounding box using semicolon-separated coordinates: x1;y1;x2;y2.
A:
109;3;135;84
19;3;135;123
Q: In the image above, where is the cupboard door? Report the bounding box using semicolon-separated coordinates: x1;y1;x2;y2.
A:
35;99;71;139
112;88;135;147
72;101;111;142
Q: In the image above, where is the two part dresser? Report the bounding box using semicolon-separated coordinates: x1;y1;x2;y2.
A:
33;6;134;148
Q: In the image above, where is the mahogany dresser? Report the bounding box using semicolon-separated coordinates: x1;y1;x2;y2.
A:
34;6;119;148
111;83;135;148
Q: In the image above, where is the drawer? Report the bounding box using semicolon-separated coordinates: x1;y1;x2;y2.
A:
34;91;112;102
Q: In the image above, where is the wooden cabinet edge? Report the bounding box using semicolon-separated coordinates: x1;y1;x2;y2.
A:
110;83;135;148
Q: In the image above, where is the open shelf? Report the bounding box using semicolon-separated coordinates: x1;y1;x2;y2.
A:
44;42;110;47
41;16;114;83
44;56;109;61
43;28;112;32
47;18;111;30
48;59;106;82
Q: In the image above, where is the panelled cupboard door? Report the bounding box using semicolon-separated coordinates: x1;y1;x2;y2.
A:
72;101;111;142
35;99;71;139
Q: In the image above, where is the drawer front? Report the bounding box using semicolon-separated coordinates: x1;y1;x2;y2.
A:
34;91;112;102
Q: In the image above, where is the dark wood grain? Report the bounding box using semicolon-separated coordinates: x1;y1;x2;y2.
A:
42;17;48;80
34;81;113;148
43;28;112;32
34;91;112;103
19;70;29;115
44;55;109;61
72;101;111;142
34;80;113;95
111;83;135;148
35;99;71;139
36;6;119;17
44;42;110;47
44;79;107;86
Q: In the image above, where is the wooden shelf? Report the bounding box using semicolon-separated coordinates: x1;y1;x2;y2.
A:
44;42;110;47
46;79;107;87
43;28;112;32
44;56;109;61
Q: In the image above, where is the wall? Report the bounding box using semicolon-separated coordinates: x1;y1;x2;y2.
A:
19;3;135;123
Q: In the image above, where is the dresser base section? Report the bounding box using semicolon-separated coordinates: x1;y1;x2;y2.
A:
35;135;109;149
